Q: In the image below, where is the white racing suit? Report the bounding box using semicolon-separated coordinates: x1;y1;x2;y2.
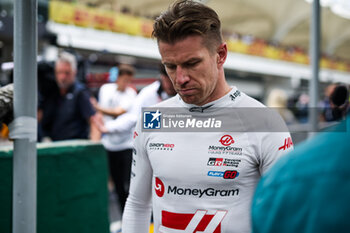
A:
122;87;293;233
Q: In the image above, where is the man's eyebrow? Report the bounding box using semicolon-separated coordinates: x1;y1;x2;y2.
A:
163;57;202;66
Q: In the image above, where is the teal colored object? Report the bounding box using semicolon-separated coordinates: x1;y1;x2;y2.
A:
0;140;109;233
109;67;119;82
252;115;350;233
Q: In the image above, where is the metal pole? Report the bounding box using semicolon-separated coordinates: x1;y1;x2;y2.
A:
13;0;37;232
309;0;320;136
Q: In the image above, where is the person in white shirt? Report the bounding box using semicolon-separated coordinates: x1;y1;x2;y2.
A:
92;64;137;213
121;1;294;233
96;64;176;135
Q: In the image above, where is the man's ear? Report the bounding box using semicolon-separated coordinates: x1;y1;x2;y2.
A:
217;42;227;67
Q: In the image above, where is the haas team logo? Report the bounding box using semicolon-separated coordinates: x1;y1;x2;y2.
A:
160;210;227;232
155;177;165;197
219;135;234;146
279;137;293;151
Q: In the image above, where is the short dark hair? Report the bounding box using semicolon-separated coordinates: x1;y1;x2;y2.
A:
118;64;135;76
331;84;349;107
152;0;223;53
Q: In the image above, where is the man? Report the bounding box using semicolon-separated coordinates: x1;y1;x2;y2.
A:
251;113;350;233
122;1;293;232
91;64;137;119
92;64;137;213
38;52;97;141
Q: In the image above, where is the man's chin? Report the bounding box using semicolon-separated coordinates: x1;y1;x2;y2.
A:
180;95;200;105
58;83;71;90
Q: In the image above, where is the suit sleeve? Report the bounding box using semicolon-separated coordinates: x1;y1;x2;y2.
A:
122;120;153;233
254;110;294;175
258;131;293;174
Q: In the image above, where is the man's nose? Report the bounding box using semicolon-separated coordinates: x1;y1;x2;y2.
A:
175;66;190;86
63;72;73;80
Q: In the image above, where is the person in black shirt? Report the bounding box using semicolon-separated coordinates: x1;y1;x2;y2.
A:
38;52;97;141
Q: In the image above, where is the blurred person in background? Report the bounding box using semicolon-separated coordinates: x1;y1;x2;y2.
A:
251;111;350;233
91;64;137;214
38;51;98;141
321;83;349;122
90;64;137;120
266;88;297;125
320;83;337;122
122;1;293;232
328;84;349;121
295;93;309;123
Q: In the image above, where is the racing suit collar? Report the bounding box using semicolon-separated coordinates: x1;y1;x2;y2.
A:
178;86;240;112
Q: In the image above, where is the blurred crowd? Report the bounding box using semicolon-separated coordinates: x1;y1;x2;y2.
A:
267;83;349;126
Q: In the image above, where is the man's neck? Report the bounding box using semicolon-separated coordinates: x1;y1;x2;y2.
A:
60;88;67;96
59;83;74;96
203;79;231;106
117;86;126;92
